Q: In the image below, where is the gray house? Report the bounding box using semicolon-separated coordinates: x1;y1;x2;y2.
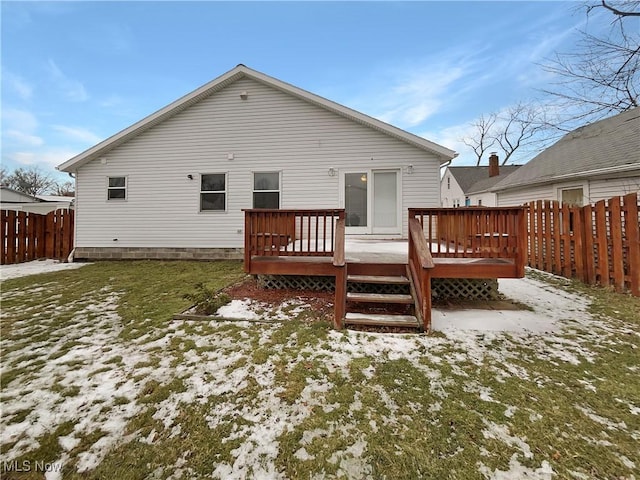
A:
491;108;640;206
57;65;456;260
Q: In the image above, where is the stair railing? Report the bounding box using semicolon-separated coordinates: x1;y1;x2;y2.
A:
408;218;435;332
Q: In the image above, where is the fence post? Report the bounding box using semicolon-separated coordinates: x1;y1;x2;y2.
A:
623;193;640;296
594;200;609;286
0;211;6;265
582;204;595;284
609;196;624;292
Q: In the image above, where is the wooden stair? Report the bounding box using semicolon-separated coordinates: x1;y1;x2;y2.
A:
342;271;420;329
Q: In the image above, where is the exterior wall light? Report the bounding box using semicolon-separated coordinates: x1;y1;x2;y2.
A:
328;167;336;176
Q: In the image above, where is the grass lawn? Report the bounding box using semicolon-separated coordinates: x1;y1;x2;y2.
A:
1;260;639;479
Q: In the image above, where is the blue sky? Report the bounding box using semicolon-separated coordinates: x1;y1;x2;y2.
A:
1;1;609;183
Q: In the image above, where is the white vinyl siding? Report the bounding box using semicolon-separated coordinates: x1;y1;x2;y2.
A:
74;78;442;249
440;171;466;207
588;177;640;201
497;175;640;206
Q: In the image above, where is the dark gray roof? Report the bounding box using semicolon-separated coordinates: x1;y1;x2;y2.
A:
467;166;522;194
447;165;521;194
491;108;640;192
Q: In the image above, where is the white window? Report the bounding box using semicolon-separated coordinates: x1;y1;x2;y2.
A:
107;177;126;200
561;187;584;206
253;172;280;209
200;173;226;211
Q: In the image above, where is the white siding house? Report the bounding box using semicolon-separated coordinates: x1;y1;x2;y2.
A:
440;157;521;207
0;186;73;214
492;108;640;206
58;65;456;260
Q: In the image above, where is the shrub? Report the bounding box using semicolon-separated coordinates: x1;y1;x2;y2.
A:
183;283;231;315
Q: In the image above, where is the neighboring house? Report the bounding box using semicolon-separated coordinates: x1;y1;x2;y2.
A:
0;186;74;214
57;64;457;261
440;155;521;207
491;108;640;206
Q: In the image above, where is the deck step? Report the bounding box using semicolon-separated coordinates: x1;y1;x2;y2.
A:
346;292;414;304
345;313;420;327
347;275;409;285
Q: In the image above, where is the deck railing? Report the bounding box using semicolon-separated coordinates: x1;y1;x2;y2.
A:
243;209;345;272
408;218;435;332
409;207;527;275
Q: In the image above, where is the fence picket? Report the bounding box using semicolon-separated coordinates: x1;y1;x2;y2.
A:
623;193;640;296
526;192;639;296
1;209;74;265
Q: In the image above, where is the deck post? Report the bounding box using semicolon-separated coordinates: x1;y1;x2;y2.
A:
422;269;432;333
243;211;251;273
334;264;346;330
333;218;346;330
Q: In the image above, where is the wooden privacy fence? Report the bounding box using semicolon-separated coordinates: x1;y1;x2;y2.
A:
527;192;640;296
1;209;75;265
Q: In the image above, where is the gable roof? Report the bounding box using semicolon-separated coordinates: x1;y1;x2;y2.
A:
491;107;640;192
445;165;521;194
446;166;487;193
58;65;457;172
0;186;44;203
466;166;522;194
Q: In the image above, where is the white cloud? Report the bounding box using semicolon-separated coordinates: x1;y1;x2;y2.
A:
2;108;38;132
52;125;102;144
47;59;89;102
99;94;124;108
5;73;33;100
9;148;81;169
5;130;44;147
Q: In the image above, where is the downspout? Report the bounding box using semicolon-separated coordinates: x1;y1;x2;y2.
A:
439;152;459;172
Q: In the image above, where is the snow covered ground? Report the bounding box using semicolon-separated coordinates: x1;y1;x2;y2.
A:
1;266;638;479
0;259;89;281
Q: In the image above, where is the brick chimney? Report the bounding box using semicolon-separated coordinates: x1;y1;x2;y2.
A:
488;152;499;177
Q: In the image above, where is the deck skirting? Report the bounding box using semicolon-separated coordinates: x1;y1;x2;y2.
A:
257;273;499;300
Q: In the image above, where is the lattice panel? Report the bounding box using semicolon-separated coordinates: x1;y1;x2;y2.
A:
432;278;498;300
257;275;334;291
257;274;497;300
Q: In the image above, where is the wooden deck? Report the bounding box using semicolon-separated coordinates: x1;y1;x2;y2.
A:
244;207;527;332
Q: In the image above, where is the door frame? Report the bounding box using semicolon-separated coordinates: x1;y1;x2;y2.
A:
338;168;402;235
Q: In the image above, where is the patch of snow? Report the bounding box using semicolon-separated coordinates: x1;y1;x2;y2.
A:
616;454;636;469
0;259;89;281
216;299;261;320
575;405;627;431
294;447;314;461
482;420;533;459
478;453;554;480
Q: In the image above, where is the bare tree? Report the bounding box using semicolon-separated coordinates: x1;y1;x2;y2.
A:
53;181;75;197
5;167;57;196
461;102;552;166
540;1;639;128
589;0;640;18
494;102;551;165
461;113;497;166
0;167;8;186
